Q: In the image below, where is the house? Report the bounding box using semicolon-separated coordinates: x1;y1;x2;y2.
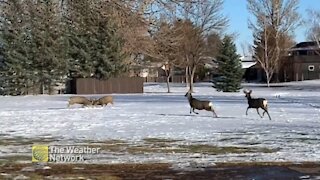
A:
281;41;320;82
241;56;264;82
242;41;320;83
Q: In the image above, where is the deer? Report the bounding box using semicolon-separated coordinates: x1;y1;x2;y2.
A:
93;96;113;107
185;91;218;117
243;89;271;120
68;96;94;108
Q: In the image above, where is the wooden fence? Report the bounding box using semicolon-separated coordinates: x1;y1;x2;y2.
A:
69;77;144;94
144;75;186;83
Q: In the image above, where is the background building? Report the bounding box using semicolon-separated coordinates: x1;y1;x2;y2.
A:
281;41;320;82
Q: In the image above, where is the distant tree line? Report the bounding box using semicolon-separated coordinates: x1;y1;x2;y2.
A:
0;0;130;95
0;0;317;95
0;0;232;95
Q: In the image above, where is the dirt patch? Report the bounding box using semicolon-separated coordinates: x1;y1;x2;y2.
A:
1;162;320;179
89;140;278;155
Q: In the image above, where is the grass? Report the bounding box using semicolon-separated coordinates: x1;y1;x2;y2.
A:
0;137;279;165
93;138;278;155
0;136;56;146
143;137;182;143
0;137;278;156
1;162;319;179
0;155;30;165
178;144;276;154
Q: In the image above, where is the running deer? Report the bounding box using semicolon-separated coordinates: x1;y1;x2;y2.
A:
185;91;218;117
243;89;271;120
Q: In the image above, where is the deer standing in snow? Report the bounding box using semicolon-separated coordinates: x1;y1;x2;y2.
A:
243;89;271;120
93;96;113;107
68;96;94;107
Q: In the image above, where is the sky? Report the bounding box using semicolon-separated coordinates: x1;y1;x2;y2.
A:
223;0;320;55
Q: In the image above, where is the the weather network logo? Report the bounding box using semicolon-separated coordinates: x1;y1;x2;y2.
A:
32;145;49;162
32;145;101;163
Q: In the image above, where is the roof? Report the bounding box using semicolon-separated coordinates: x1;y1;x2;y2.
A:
240;56;254;62
294;41;318;48
289;41;320;51
240;56;257;68
242;61;257;69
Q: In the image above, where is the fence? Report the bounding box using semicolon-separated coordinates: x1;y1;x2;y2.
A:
69;77;144;94
144;75;186;83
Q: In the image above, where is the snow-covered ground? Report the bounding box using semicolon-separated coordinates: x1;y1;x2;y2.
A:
0;81;320;165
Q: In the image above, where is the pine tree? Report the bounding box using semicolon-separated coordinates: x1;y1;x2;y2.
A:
26;0;67;94
212;36;243;92
64;0;96;79
91;16;127;79
0;0;68;95
65;0;127;80
0;0;31;95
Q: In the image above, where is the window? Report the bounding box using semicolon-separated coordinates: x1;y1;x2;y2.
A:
307;51;315;56
308;65;314;71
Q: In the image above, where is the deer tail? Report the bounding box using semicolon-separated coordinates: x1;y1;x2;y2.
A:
209;102;213;108
263;100;268;109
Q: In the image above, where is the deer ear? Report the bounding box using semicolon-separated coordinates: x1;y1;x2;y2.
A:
243;89;248;93
249;90;252;93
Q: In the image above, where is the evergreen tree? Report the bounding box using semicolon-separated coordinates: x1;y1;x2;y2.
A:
0;0;128;95
0;0;31;95
212;36;243;92
0;0;67;95
64;0;127;80
91;13;127;79
64;0;95;78
25;0;67;94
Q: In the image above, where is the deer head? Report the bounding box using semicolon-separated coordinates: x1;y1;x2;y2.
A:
243;89;252;98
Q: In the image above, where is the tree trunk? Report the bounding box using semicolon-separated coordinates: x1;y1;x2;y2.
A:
185;66;189;88
40;82;44;94
165;69;172;93
266;72;270;87
166;75;171;93
48;84;53;95
189;66;197;92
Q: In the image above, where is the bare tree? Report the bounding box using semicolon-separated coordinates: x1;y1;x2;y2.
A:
119;0;227;92
240;41;251;57
248;0;300;85
176;20;206;92
175;0;228;92
306;9;320;54
62;0;227;92
251;24;277;87
149;21;182;93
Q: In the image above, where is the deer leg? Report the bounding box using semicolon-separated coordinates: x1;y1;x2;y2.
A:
246;107;249;115
212;109;218;118
193;108;199;114
262;106;268;116
190;107;192;114
263;109;272;120
256;108;262;118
